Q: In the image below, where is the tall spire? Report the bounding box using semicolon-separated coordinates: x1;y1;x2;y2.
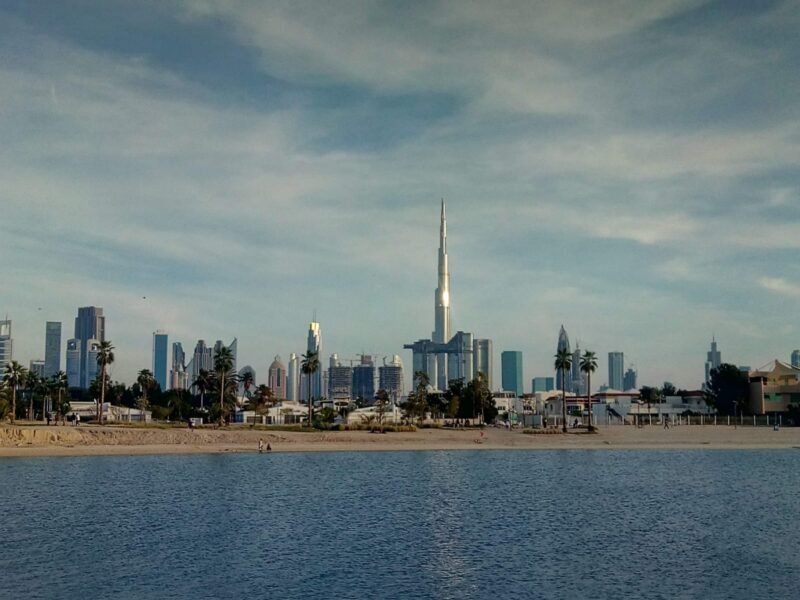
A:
433;199;451;391
440;198;447;252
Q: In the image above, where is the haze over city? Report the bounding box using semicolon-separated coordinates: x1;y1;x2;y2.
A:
2;0;799;389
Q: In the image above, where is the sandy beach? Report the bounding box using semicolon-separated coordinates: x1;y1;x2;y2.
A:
1;423;799;458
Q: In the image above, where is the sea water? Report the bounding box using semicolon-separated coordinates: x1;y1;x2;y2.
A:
1;450;798;599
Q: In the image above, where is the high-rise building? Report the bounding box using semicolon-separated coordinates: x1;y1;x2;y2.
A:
44;321;62;377
152;331;168;391
352;355;375;403
188;340;212;391
287;353;299;402
170;342;187;390
570;345;585;394
29;359;45;378
74;306;105;388
608;352;624;391
532;377;555;392
447;331;474;383
705;337;721;385
85;339;101;387
327;354;353;404
305;321;322;400
432;199;451;392
501;351;523;396
790;350;799;369
623;367;638;391
473;338;493;389
0;319;12;370
379;355;404;400
268;355;288;400
66;339;80;388
404;203;479;392
556;325;570;391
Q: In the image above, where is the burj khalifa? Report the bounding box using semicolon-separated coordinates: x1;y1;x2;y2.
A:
432;199;451;390
406;200;487;392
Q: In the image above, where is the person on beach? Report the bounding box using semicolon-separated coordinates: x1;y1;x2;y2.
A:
258;438;264;453
75;413;80;427
266;443;272;452
664;417;669;429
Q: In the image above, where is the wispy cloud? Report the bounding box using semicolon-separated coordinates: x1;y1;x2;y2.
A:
2;1;799;388
759;277;800;299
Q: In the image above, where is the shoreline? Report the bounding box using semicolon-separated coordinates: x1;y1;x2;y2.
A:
2;424;799;458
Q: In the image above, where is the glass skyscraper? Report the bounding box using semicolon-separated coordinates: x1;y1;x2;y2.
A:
44;321;62;377
74;306;105;388
152;331;168;391
608;352;624;391
705;337;721;384
0;320;12;370
501;351;523;396
473;338;493;390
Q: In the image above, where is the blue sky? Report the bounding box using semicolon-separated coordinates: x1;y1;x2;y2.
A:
2;0;799;390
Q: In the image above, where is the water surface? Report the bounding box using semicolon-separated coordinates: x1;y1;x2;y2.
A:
1;450;798;599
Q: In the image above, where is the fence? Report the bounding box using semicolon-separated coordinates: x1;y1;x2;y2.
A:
605;413;783;427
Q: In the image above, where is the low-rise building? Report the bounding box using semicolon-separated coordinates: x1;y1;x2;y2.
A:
748;360;800;415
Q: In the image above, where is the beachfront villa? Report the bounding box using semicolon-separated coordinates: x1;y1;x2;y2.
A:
69;401;152;423
747;360;800;415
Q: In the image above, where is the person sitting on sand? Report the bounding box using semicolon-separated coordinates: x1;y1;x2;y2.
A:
266;443;272;452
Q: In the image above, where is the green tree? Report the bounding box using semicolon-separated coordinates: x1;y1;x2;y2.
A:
317;406;336;426
464;372;494;424
136;369;155;416
374;388;390;432
192;369;212;411
639;386;661;424
2;361;27;424
166;390;187;420
252;384;274;415
213;346;235;426
96;341;115;423
662;381;677;397
705;363;749;417
25;371;41;420
300;350;320;426
580;350;598;431
404;371;430;424
554;348;572;433
50;371;69;423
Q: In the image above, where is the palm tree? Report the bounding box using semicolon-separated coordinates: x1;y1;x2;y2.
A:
213;346;235;426
51;371;69;424
240;370;254;402
137;369;155;415
300;350;320;426
580;350;598;431
554;348;572;433
192;369;212;410
96;341;115;424
2;361;27;424
25;371;41;420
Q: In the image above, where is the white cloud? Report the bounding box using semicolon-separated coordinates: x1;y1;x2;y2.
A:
759;277;800;299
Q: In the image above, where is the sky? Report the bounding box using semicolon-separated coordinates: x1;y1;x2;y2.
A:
2;0;799;391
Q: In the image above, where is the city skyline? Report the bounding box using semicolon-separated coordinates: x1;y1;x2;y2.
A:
2;2;798;389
